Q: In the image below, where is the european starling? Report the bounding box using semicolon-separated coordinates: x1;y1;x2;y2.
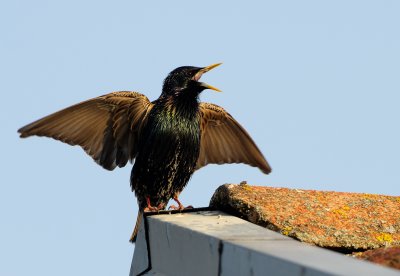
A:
18;63;271;242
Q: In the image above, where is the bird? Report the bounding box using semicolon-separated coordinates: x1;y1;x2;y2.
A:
18;63;271;242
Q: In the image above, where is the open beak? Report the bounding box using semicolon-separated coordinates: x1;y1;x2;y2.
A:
193;63;222;92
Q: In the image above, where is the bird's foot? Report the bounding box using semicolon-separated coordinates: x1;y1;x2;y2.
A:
143;206;159;212
168;204;194;210
143;197;165;212
168;197;193;210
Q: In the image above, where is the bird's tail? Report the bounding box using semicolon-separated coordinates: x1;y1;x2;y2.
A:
129;211;143;243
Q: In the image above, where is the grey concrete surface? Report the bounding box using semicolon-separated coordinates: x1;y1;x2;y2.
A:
130;210;399;276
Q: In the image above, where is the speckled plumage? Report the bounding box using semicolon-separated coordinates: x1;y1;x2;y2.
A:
18;64;271;243
131;87;201;211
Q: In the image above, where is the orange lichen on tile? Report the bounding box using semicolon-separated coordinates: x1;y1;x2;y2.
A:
210;184;400;251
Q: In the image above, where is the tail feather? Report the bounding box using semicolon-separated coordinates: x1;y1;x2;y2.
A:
129;211;143;243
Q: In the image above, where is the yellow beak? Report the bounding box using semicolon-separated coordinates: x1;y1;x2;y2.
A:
195;63;222;92
200;63;222;73
200;82;222;92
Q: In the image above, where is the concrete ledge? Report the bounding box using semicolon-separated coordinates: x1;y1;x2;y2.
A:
130;210;399;276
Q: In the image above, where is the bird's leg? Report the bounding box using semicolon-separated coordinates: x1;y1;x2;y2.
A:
168;194;193;210
143;196;165;212
157;202;166;210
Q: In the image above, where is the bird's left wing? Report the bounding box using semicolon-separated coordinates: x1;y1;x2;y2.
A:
18;91;153;170
196;103;271;174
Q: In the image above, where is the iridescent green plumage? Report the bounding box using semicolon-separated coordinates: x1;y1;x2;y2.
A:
131;80;201;211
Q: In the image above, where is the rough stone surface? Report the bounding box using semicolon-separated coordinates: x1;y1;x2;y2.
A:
353;247;400;270
210;183;400;251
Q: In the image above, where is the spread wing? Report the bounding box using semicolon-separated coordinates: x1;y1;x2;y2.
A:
196;103;271;174
18;91;153;170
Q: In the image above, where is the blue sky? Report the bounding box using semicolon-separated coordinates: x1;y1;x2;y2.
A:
2;1;400;275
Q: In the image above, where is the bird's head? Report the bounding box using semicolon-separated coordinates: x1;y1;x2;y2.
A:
162;63;222;97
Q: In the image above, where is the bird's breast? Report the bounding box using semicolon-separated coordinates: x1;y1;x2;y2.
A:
141;106;201;156
131;104;201;205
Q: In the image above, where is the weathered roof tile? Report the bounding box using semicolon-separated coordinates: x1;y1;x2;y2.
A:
210;184;400;251
353;247;400;270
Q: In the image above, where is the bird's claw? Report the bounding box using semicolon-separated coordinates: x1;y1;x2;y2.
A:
144;199;165;212
168;204;194;210
168;205;180;210
168;195;194;210
144;206;160;212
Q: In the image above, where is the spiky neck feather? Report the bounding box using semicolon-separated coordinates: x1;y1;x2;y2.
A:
157;90;199;120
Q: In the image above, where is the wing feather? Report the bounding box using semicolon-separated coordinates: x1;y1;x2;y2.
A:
197;103;271;174
18;91;153;170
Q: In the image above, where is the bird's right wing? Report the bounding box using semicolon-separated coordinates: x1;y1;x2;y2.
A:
18;91;153;170
196;103;271;174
